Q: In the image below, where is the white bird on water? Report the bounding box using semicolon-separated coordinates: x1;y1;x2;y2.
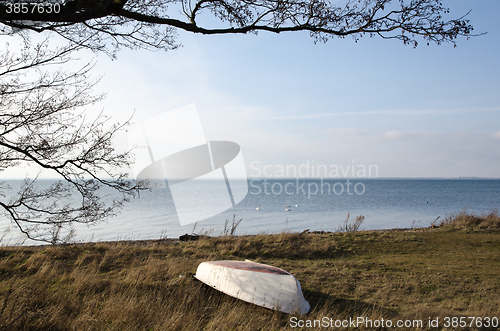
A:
256;205;260;211
285;204;291;211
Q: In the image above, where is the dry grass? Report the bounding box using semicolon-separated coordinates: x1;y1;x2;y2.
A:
437;209;500;230
337;213;365;232
0;211;499;330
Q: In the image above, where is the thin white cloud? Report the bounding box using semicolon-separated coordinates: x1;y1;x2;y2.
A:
326;128;365;135
384;131;405;139
259;107;500;121
382;131;432;140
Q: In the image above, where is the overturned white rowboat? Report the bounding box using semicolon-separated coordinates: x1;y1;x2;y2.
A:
195;260;310;315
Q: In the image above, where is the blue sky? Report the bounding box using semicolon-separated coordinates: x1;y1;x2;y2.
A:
3;0;500;179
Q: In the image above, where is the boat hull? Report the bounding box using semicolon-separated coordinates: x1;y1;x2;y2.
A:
195;260;310;315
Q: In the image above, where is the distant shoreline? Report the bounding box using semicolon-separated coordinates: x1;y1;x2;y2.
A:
23;224;499;248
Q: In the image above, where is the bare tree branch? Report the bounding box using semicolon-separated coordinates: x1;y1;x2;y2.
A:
0;0;479;56
0;37;143;244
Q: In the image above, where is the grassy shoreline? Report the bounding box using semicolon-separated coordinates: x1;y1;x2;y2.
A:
0;213;499;330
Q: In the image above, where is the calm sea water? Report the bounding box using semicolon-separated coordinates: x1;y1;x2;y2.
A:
1;179;499;245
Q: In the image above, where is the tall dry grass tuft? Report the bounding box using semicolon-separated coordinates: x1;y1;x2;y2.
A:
439;209;500;229
337;213;365;232
222;214;243;236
